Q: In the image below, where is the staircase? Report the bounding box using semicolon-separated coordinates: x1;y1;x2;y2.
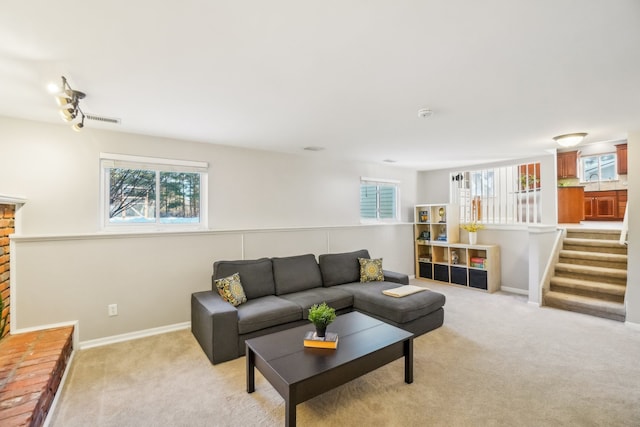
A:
544;228;627;321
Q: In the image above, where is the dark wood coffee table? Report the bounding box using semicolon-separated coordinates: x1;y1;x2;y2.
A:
246;311;414;427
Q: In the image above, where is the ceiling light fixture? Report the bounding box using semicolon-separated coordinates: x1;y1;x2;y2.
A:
553;132;587;147
72;113;85;132
46;82;60;94
51;76;86;131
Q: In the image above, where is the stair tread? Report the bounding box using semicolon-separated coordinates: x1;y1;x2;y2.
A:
545;291;626;314
555;262;627;277
564;228;622;233
559;249;627;262
550;276;626;295
564;237;627;247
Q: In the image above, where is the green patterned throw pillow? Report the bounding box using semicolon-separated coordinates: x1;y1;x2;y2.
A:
214;272;247;306
358;258;384;282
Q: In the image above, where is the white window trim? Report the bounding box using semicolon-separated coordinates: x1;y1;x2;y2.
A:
360;177;401;223
579;152;618;183
100;152;208;170
360;176;400;185
99;153;208;232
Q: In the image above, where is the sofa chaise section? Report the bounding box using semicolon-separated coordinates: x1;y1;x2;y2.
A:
319;249;444;335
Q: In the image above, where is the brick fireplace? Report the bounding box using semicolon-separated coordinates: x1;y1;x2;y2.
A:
0;200;75;426
0;203;14;339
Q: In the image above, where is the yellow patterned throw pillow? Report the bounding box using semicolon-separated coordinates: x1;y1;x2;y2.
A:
358;258;384;282
214;272;247;306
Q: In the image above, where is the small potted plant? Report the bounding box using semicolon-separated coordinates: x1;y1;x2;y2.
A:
520;174;540;190
308;302;336;338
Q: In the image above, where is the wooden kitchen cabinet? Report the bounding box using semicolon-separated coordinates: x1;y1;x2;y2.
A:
558;186;584;223
557;151;578;179
617;190;628;220
584;191;618;220
616;143;628;175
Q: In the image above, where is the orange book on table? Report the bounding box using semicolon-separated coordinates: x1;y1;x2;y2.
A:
303;331;339;349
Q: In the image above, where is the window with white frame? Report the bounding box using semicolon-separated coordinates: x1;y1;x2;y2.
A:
580;153;617;182
100;153;208;229
360;178;399;222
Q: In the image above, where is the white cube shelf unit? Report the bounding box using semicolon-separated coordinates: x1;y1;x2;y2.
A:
414;203;500;293
415;243;500;292
414;204;459;244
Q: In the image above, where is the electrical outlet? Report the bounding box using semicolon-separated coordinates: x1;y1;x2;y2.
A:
108;304;118;317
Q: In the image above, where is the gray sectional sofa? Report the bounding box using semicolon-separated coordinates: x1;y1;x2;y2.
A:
191;249;445;364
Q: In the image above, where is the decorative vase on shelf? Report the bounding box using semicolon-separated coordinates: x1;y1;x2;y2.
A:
469;232;477;245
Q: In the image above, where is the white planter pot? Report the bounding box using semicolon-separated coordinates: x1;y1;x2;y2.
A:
469;232;477;245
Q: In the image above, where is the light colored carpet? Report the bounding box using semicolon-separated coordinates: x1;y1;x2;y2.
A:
49;281;640;426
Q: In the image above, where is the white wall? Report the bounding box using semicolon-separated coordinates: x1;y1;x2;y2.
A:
417;153;557;292
13;226;413;341
1;116;417;342
625;131;639;324
416;169;451;204
0;117;417;234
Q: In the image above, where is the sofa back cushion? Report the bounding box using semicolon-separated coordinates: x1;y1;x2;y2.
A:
213;258;275;300
272;254;323;295
318;249;371;287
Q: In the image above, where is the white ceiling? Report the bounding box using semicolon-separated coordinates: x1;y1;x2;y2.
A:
1;1;639;170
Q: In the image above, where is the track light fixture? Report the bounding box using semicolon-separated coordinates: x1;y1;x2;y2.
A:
51;76;86;131
72;111;85;132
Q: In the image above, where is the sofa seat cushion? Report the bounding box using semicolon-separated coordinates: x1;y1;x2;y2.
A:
272;254;323;295
279;287;354;319
213;258;275;300
336;282;446;324
319;249;370;287
236;296;302;335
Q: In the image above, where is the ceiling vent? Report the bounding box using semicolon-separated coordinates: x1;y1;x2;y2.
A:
85;114;121;125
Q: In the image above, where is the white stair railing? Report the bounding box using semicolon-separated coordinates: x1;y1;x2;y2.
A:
620;203;628;245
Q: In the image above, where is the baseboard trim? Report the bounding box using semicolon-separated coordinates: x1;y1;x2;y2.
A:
78;322;191;350
500;286;528;296
625;320;640;330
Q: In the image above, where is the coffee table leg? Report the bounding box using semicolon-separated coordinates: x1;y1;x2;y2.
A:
404;338;413;384
285;397;296;427
246;347;255;393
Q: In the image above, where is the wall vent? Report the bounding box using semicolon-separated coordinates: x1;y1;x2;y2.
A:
85;114;121;125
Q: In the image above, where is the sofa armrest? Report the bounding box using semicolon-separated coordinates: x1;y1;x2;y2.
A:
383;270;409;285
191;291;239;364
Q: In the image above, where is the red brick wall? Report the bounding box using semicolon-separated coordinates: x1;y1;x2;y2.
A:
0;204;14;339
